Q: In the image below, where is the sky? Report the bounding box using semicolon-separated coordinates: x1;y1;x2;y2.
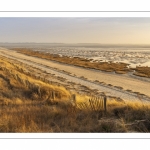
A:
0;17;150;44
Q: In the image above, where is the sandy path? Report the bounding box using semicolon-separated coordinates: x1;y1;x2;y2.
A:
0;48;150;101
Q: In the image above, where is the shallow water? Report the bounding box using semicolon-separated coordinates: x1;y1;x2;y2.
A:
34;47;150;68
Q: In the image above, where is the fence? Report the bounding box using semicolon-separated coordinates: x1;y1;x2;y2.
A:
76;95;107;113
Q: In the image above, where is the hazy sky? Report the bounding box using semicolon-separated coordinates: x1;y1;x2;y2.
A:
0;17;150;44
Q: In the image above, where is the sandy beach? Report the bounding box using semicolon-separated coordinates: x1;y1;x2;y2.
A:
0;47;150;102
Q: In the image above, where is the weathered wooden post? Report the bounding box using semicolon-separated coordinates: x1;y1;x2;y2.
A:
70;94;76;113
38;86;41;98
72;94;76;105
104;96;107;113
52;91;55;100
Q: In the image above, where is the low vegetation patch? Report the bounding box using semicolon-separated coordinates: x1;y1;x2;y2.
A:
134;66;150;78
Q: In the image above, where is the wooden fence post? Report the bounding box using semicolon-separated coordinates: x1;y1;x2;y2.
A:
52;91;55;100
72;94;76;104
38;87;41;98
104;96;107;113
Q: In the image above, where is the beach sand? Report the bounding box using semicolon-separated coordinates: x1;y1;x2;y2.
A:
0;47;150;101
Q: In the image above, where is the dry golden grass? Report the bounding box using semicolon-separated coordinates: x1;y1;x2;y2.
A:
0;57;71;101
1;56;150;132
134;66;150;78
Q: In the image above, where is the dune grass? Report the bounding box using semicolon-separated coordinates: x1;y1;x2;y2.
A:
0;56;150;132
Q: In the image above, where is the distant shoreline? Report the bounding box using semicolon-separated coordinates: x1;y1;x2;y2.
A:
1;43;150;48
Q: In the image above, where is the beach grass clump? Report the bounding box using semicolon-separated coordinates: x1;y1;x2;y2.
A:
134;66;150;78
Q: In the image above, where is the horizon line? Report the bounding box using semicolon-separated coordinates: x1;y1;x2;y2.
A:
1;42;150;45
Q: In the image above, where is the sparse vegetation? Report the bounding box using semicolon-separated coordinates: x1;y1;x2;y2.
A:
0;56;150;132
